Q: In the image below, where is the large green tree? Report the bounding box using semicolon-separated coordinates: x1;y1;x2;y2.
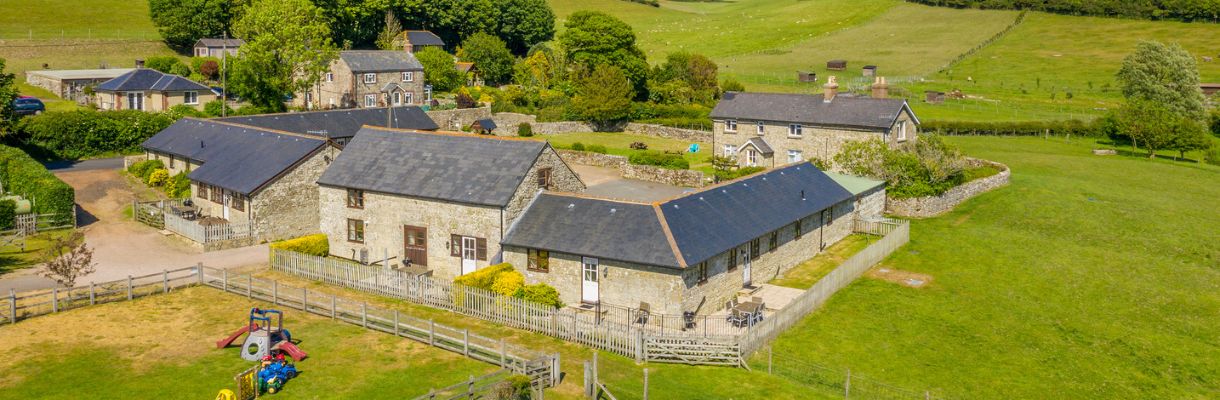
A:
1116;100;1181;158
229;0;338;111
649;52;720;105
573;65;633;128
458;33;515;85
149;0;239;52
416;46;465;92
496;0;555;54
558;11;649;99
1116;41;1207;120
0;58;16;134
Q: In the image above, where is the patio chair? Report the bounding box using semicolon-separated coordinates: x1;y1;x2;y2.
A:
752;296;763;304
683;311;697;329
727;309;746;328
636;302;651;325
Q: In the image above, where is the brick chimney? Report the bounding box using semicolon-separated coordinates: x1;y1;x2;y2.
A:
823;75;839;103
871;77;889;99
401;32;413;54
135;59;145;69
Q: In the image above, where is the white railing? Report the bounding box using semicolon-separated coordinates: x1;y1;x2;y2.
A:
163;211;256;244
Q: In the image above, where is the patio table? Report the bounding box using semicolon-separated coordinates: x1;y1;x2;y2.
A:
733;301;765;326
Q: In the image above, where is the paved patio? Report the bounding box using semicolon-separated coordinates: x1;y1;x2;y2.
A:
571;165;694;203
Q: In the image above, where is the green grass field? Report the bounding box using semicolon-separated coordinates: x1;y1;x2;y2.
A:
551;0;1220;122
0;286;497;399
0;230;76;277
759;136;1220;399
537;131;714;172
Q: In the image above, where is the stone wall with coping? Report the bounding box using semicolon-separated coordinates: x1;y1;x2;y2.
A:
886;158;1010;218
426;106;493;131
555;149;706;188
502;246;686;314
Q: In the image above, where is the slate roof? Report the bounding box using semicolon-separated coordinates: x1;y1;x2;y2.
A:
141;119;326;195
405;31;445;47
195;38;245;48
504;163;853;269
340;50;424;72
503;195;682;268
472;118;497;131
215;106;437;140
743;137;774;155
95;69;210;92
710;92;915;131
317;127;547;207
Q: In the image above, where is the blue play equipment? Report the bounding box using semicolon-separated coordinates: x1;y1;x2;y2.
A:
257;357;299;394
688;143;700;153
218;308;306;362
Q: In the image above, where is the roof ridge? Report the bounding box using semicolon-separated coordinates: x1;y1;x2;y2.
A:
197;118;326;141
652;203;688;268
659;162;812;203
360;125;541;142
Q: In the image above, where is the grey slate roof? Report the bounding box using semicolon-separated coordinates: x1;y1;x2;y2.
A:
504;163;853;269
472;118;497;131
743;137;774;155
710;92;914;130
405;31;445;47
503;195;682;268
195;38;245;48
215;106;437;140
317;127;546;207
95;69;210;92
340;50;424;72
141;119;326;195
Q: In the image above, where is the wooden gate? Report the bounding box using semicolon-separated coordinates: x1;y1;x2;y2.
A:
643;336;744;367
133;201;165;229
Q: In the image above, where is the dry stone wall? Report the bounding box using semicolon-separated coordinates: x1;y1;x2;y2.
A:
426;107;493;131
886;158;1010;218
556;150;706;187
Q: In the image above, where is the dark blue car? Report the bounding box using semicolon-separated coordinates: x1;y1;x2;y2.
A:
13;96;45;116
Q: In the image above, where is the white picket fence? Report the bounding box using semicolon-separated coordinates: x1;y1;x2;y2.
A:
163;211;256;244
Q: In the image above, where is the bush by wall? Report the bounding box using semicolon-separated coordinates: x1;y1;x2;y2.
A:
0;199;14;230
127;159;165;180
835;136;968;199
14;110;176;160
0;145;75;225
166;172;191;198
586;144;608;154
514;284;564;309
454;263;516;290
921;119;1104;137
147;169;169;186
517;123;533;137
629;150;690;170
270;234;329;257
453;262;564;308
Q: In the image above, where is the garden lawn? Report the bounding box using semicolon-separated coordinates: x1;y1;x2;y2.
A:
0;229;75;276
0;286;496;399
761;136;1220;399
537;131;713;171
770;234;872;290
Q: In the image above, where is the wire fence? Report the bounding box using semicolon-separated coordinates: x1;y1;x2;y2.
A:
0;28;160;41
759;348;952;400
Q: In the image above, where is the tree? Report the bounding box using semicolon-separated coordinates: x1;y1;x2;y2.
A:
1168;118;1213;160
458;33;515;85
40;231;96;287
198;60;220;80
149;0;238;52
145;56;187;74
573;65;633;128
0;58;17;134
496;0;555;54
558;11;649;99
721;78;745;93
1116;41;1206;120
649;52;720;105
375;9;403;50
229;0;338;111
416;46;465;92
1116;100;1179;158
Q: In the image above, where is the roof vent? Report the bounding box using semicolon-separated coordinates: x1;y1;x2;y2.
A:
200;140;205;148
801;190;806;201
698;196;704;201
610;208;616;214
568;203;575;209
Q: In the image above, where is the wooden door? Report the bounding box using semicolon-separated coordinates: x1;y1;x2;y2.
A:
403;225;427;267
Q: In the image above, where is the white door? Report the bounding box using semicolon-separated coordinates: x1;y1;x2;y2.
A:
581;257;599;304
222;192;231;220
461;237;477;275
742;250;752;287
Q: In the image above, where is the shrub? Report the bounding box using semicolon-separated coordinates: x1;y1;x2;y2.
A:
569;142;585;151
270;234;330;257
166;172;191;198
490;269;525;296
127;159;165;181
517;123;533;137
629;142;648;150
147;169;169;186
629;150;689;169
203;100;232;117
454;262;515;290
14;110;176;160
0;145;75;225
455;92;477;109
809;157;831;171
586;144;608;154
1204;147;1220;166
198;60;220;81
167;104;206;118
0;199;15;230
514;283;564;309
922;119;1103;138
834;136;967;199
144;56;184;74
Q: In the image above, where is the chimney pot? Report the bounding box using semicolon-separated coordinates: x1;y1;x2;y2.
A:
135;59;145;68
823;76;839;103
871;77;889;99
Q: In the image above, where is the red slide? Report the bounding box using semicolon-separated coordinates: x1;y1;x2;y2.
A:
276;341;309;361
215;326;250;349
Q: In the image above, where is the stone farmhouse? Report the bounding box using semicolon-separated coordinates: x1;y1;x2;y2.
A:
216;105;438;147
501;163;885;316
316;127;585;278
297;49;426;110
193;38;244;59
141;119;340;241
710;76;919;167
93;68;215;112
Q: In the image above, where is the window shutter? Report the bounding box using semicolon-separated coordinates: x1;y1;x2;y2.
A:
450;235;461;257
476;238;487;261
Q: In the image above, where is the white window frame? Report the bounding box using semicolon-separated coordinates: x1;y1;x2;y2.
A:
897;120;908;141
788;149;802;163
363;94;377;107
757;121;765;135
363;73;376;84
746;150;758;166
404;92;414;105
788;124;803;137
126;92;144;111
325;72;334;82
724;144;737;156
183;91;198;105
392;92;401;105
724;119;737;133
402;71;414;82
196;48;208;57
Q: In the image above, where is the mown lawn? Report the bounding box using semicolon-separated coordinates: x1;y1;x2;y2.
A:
0;286;497;399
771;234;873;290
761;136;1220;399
0;229;76;277
537;131;714;172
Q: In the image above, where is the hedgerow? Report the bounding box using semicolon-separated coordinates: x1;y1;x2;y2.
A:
0;145;74;225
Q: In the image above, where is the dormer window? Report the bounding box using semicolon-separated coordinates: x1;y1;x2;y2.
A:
724;119;738;133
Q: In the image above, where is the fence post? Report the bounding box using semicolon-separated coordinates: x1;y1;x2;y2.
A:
51;287;58;313
89;282;95;305
127;275;133;300
330;296;337;319
429;319;435;346
162;270;169;293
222;269;228;292
844;369;851;399
361;303;367;328
247;275;252;299
272;281;278;304
9;289;15;324
592;351;598;392
463;329;470;357
583;361;592;398
393;310;400;337
643;368;649;400
499;339;507;367
467;375;475;399
196;263;204;285
301;288;308;311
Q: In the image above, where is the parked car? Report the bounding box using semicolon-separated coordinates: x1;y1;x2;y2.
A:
12;96;45;116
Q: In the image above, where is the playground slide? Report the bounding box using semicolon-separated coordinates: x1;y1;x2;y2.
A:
276;342;309;361
216;326;250;349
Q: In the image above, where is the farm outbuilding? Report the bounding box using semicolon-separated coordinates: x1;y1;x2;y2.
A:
862;65;877;77
797;71;817;82
925;91;946;104
25;68;134;104
827;60;847;71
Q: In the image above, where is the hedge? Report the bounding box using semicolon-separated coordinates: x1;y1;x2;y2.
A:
127;159;165;181
0;145;74;225
0;199;14;230
629;150;690;169
14;110;176;160
921;119;1104;137
454;263;515;290
453;262;564;308
270;234;329;257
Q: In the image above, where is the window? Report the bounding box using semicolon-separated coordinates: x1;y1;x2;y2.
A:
231;194;245;212
126;92;143;110
757;121;765;135
402;71;414;82
363;73;376;84
392;92;401;105
184;91;198;105
723;144;737;156
364;94;377;107
404;92;413;104
724;119;737;132
347;219;365;243
169;155;176;169
346;189;364;209
305;92;313;104
787;149;802;163
795;218;804;239
897;120;908;141
197;183;209;199
727;248;738;271
769;231;778;252
696;262;708;284
211;186;224;204
196;48;208;57
750;238;760;259
325;72;334;82
537;167;553;190
527;249;549;272
788;124;803;137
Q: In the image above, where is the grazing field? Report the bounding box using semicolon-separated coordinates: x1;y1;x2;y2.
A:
759;136;1220;399
0;286;497;399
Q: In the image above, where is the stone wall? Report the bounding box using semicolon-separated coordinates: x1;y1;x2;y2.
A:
502;246;686;313
502;146;586;224
426;107;493;131
623;123;711;143
886;158;1010;218
555;150;626;169
249;146;338;242
555;149;706;188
